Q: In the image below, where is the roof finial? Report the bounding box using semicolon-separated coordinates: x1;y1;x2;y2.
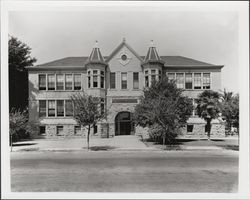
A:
150;40;154;47
94;40;98;48
123;37;126;43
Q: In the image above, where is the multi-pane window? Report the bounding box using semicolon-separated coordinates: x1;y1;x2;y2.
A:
167;73;175;81
151;70;156;82
65;100;73;116
39;74;46;90
93;70;98;88
47;74;55;90
133;72;139;89
203;73;210;89
57;100;64;117
110;72;116;89
194;73;202;89
176;73;184;89
121;72;127;89
48;100;56;117
185;73;193;89
100;71;105;88
74;74;81;90
145;70;149;87
56;74;64;90
39;100;46;117
88;71;91;88
65;74;73;90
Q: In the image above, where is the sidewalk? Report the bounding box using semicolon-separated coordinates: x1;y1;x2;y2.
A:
11;136;238;152
11;135;157;152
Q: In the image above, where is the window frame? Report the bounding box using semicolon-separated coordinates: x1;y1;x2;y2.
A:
121;72;127;89
47;74;55;91
39;100;47;117
110;72;116;89
133;72;139;89
39;74;47;90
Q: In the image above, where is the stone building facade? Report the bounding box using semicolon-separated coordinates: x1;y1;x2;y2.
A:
27;39;225;139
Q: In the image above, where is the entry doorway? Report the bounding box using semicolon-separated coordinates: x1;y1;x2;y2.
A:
115;112;134;136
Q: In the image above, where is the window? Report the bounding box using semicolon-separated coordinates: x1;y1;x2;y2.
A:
65;100;73;116
100;71;105;88
133;72;139;89
48;100;55;117
39;126;46;135
93;70;98;88
167;73;175;81
65;74;73;90
74;126;81;135
194;73;202;89
145;70;149;87
185;73;193;89
74;74;81;90
47;74;55;90
151;70;156;82
121;72;127;89
203;73;211;89
57;126;64;135
39;100;46;117
57;100;64;117
88;71;91;88
56;74;64;90
187;125;194;133
100;98;105;115
176;73;184;89
94;125;98;134
39;74;46;90
110;72;116;89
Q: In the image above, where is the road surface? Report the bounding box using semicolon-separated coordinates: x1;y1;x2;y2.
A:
11;150;238;192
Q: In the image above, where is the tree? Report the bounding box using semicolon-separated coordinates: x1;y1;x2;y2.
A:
196;90;221;139
9;108;29;151
220;90;239;134
71;92;105;150
133;76;193;145
9;36;37;111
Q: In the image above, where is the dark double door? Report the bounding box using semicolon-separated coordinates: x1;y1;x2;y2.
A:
115;112;134;136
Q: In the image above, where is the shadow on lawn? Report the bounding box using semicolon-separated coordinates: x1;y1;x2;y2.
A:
12;143;37;147
83;146;117;151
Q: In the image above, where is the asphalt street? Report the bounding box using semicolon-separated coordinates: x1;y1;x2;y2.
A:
11;150;238;192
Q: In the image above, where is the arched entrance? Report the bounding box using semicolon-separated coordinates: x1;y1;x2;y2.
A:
115;112;134;136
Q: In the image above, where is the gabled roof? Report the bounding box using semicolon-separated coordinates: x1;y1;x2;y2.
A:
105;38;143;62
36;57;88;67
27;55;223;70
161;56;214;66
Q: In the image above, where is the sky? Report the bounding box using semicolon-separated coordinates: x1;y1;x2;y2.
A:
9;6;239;93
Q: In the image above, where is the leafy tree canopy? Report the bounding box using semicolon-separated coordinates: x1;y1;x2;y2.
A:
134;77;193;143
9;36;37;110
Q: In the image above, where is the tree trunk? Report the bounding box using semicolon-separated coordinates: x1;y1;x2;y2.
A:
207;119;211;140
87;125;91;150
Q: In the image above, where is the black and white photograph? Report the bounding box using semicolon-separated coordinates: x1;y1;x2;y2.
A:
1;1;249;199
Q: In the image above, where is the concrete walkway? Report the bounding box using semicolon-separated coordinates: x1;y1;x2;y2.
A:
11;135;154;152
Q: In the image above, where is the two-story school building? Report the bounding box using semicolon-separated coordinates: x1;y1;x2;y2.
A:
27;39;225;139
